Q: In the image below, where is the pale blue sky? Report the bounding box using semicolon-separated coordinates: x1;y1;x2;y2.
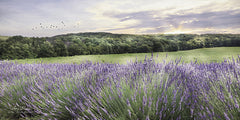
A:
0;0;239;37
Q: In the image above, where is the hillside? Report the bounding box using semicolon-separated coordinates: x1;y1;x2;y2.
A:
0;32;240;60
14;47;240;64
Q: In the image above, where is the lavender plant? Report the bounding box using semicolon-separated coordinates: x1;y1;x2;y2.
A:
0;56;239;119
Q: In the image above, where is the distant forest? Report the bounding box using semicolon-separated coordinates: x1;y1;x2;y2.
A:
0;32;240;59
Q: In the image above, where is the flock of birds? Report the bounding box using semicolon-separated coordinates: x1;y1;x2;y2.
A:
31;21;71;31
31;21;82;37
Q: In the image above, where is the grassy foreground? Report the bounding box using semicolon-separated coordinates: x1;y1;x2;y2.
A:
14;47;240;64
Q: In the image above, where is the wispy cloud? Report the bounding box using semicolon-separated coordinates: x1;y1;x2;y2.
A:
0;0;239;36
91;0;240;34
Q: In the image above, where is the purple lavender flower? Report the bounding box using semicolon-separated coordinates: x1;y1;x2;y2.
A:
128;109;131;118
1;56;240;119
143;96;147;107
224;112;230;120
126;98;131;107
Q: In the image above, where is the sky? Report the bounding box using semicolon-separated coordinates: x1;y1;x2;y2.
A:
0;0;240;37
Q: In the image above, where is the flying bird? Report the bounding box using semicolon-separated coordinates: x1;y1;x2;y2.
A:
61;21;66;26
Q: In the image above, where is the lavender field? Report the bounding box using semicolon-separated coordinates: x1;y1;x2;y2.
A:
0;56;240;120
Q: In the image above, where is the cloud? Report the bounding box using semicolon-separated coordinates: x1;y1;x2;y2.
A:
0;0;239;36
85;0;240;34
98;5;240;34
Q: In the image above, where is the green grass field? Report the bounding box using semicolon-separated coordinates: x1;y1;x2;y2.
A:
0;36;9;40
13;47;240;64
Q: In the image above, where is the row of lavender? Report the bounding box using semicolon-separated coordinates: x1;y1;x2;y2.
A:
0;56;239;119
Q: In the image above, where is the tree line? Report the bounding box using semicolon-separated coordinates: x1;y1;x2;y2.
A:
0;32;240;59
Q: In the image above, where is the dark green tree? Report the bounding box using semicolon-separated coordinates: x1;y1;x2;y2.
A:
38;41;56;58
53;40;68;56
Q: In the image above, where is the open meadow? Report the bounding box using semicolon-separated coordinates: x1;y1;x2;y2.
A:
0;47;240;119
14;47;240;64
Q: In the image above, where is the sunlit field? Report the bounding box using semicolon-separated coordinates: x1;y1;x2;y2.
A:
14;47;240;64
0;52;240;119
